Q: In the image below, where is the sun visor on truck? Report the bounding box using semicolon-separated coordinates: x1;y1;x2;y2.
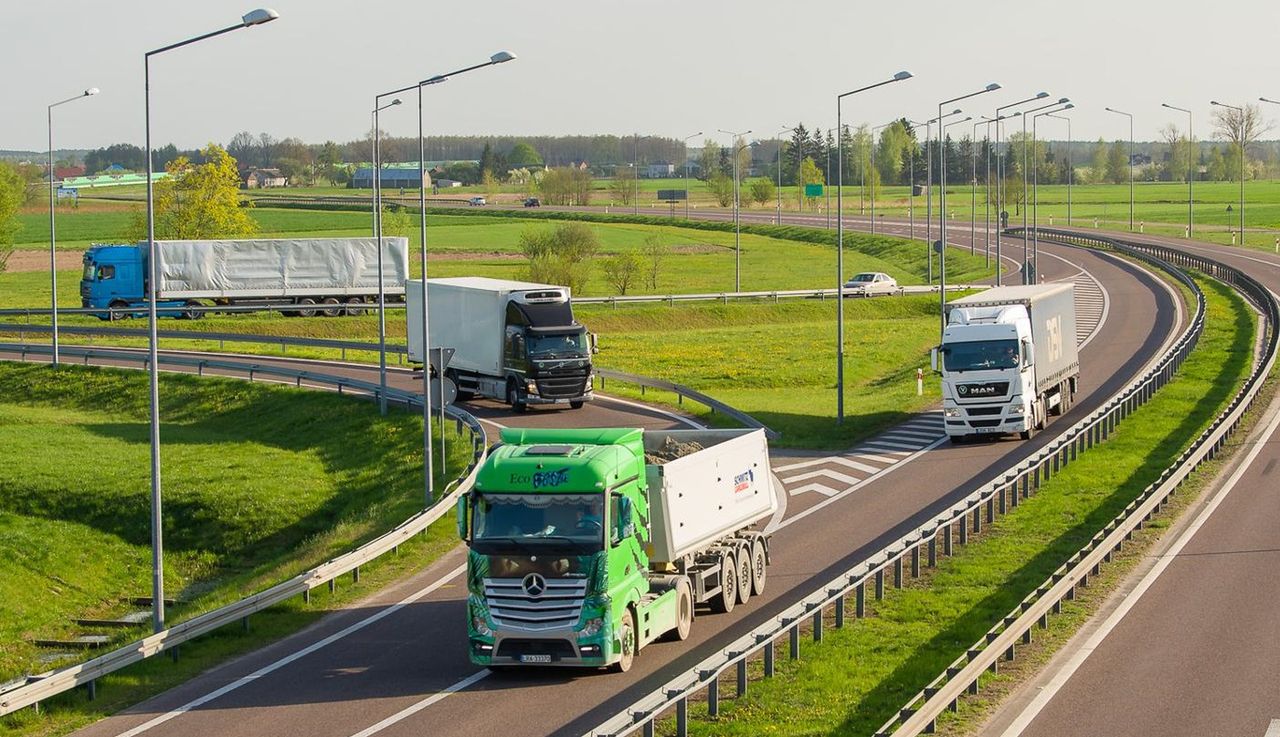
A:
507;300;578;331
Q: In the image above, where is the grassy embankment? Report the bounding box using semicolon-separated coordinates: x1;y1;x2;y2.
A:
0;362;469;734
651;274;1253;735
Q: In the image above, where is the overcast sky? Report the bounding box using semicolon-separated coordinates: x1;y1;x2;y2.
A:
4;0;1279;153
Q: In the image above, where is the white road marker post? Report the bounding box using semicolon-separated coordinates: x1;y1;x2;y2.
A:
917;367;924;396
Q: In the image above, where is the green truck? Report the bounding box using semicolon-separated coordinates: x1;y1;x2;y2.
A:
457;427;780;672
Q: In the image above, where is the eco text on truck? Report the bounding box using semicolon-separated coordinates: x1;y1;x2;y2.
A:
408;277;594;411
934;283;1080;442
456;427;780;671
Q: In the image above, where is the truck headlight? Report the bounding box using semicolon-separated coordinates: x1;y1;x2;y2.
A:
944;407;961;418
1008;400;1025;415
579;618;604;637
526;381;538;395
472;615;494;637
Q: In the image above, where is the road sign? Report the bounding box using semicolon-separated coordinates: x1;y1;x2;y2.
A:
427;347;455;376
804;184;824;197
657;189;688;201
429;376;458;406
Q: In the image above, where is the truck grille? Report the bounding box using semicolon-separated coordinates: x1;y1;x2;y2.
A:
968;419;1002;428
495;639;577;659
535;369;590;399
965;406;1004;416
484;577;587;631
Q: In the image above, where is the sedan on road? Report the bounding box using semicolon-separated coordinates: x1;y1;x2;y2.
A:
468;196;487;206
843;272;901;297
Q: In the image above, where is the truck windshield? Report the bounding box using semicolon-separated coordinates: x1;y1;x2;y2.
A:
82;263;96;281
944;339;1020;371
473;493;604;552
527;332;587;358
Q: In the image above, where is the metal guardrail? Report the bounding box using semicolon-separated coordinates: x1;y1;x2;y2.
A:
580;230;1247;737
0;343;488;717
594;368;778;440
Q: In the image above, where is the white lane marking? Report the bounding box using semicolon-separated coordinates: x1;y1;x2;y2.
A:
1264;719;1280;737
854;448;913;457
777;436;950;531
879;430;942;442
111;564;468;737
783;469;862;487
854;453;900;465
594;392;705;429
787;482;842;498
998;394;1280;737
860;440;926;452
774;457;837;473
347;670;491;737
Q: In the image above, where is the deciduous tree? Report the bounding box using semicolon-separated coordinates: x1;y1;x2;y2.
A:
706;172;735;207
519;222;599;293
127;143;258;241
639;234;668;290
749;177;775;207
601;252;641;295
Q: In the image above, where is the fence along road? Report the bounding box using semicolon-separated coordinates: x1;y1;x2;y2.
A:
41;237;1178;737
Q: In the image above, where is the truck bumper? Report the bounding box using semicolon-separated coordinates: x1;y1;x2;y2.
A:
944;401;1029;437
469;629;611;668
524;391;593;406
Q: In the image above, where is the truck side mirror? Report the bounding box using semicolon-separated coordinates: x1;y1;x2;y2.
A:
930;347;939;372
456;495;470;542
589;333;600;355
1022;339;1033;369
616;496;634;542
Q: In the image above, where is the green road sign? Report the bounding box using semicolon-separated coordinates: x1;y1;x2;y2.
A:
804;184;824;197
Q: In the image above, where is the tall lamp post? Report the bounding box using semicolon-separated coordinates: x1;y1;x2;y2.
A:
869;121;893;233
775;125;791;222
47;87;99;366
1103;106;1135;231
923;109;963;281
1045;112;1073;226
1032;103;1073;278
1020;98;1069;282
970;117;987;256
1162;103;1194;238
835;70;913;424
938;83;999;339
371;97;402;417
1211;101;1246;246
718;128;752;292
994;93;1049;286
143;7;279;633
683;131;702;219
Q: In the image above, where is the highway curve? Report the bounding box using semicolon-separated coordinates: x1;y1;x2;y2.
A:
973;230;1280;737
38;219;1185;737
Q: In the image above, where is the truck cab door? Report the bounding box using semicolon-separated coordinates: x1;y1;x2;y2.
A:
504;327;528;374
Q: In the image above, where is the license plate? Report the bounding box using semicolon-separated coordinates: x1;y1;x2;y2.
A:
520;654;552;664
976;426;1001;433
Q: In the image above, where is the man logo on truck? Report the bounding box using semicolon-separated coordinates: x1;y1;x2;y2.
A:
533;467;571;488
733;469;754;493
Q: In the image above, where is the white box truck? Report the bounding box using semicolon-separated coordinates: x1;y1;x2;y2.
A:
407;277;593;411
458;427;781;671
935;283;1080;441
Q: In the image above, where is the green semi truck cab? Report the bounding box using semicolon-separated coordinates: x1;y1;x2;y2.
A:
457;427;779;672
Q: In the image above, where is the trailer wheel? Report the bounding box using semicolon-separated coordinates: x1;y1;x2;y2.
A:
569;400;585;410
344;297;366;316
296;298;318;318
506;381;527;413
611;608;636;673
749;537;768;596
735;542;753;605
320;297;342;318
710;551;737;614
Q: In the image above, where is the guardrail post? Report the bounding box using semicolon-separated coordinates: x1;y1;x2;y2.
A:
944;524;954;556
86;679;96;701
303;588;311;605
855;583;866;618
986;497;995;525
928;535;938;567
875;570;885;600
894;558;903;589
835;596;845;627
813;610;824;642
958;518;968;545
329;579;336;594
353;566;361;583
911;545;921;578
972;507;981;534
644;720;656;737
676;697;688;737
789;624;800;659
707;677;719;717
999;483;1008;514
764;638;776;676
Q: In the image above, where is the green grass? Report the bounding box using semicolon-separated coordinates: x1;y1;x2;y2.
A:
0;362;468;686
665;274;1254;736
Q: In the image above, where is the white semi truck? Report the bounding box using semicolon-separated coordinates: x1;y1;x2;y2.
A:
407;277;593;411
935;283;1080;442
458;427;781;671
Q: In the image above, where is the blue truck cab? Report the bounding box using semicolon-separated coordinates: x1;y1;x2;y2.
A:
81;244;185;319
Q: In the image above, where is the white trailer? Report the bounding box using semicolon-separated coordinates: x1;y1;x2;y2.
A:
407;276;594;410
938;283;1081;441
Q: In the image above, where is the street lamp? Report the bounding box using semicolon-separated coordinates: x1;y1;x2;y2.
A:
939;83;1000;339
1160;103;1196;238
775;125;791;222
370;97;402;417
922;109;963;281
143;6;279;633
835;70;913;424
1032;103;1074;278
1103;106;1135;232
869;121;894;233
47;87;98;366
717;128;752;292
1211;101;1246;245
994;92;1049;286
971;117;987;256
683;131;701;219
1020;98;1070;283
1045;112;1073;226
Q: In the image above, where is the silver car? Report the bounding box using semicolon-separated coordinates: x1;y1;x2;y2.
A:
843;272;901;297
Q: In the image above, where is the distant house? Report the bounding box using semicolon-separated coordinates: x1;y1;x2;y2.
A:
433;178;463;188
46;165;86;182
243;168;287;188
645;162;675;178
350;166;430;189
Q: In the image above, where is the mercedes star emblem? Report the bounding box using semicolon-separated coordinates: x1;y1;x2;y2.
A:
522;572;547;597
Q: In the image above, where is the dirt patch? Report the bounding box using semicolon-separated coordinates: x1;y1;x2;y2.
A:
429;251;523;262
5;250;83;272
670;244;724;254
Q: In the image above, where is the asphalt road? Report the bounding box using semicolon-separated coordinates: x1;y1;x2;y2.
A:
34;211;1183;737
972;229;1280;737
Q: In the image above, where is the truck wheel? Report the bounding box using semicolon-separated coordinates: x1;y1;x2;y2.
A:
297;298;318;318
506;381;527;413
749;537;768;596
320;297;342;318
611;608;636;673
448;371;475;401
345;297;366;316
108;301;130;321
672;579;694;640
180;301;203;320
711;551;737;614
735;542;753;605
570;400;585;410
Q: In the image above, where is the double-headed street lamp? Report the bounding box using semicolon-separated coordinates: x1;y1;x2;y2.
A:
717;128;752;292
1103;106;1135;232
683;131;702;219
370;97;401;417
938;83;1000;339
869;121;894;233
775;125;791;222
376;51;516;501
1032;103;1074;277
994;92;1049;286
47;87;99;366
922;109;963;280
1020;97;1069;283
1211;101;1246;245
143;7;279;633
1162;103;1194;238
971;117;988;256
1045;112;1073;226
835;70;913;424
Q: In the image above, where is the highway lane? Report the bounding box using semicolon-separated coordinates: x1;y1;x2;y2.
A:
969;229;1280;737
48;229;1181;737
